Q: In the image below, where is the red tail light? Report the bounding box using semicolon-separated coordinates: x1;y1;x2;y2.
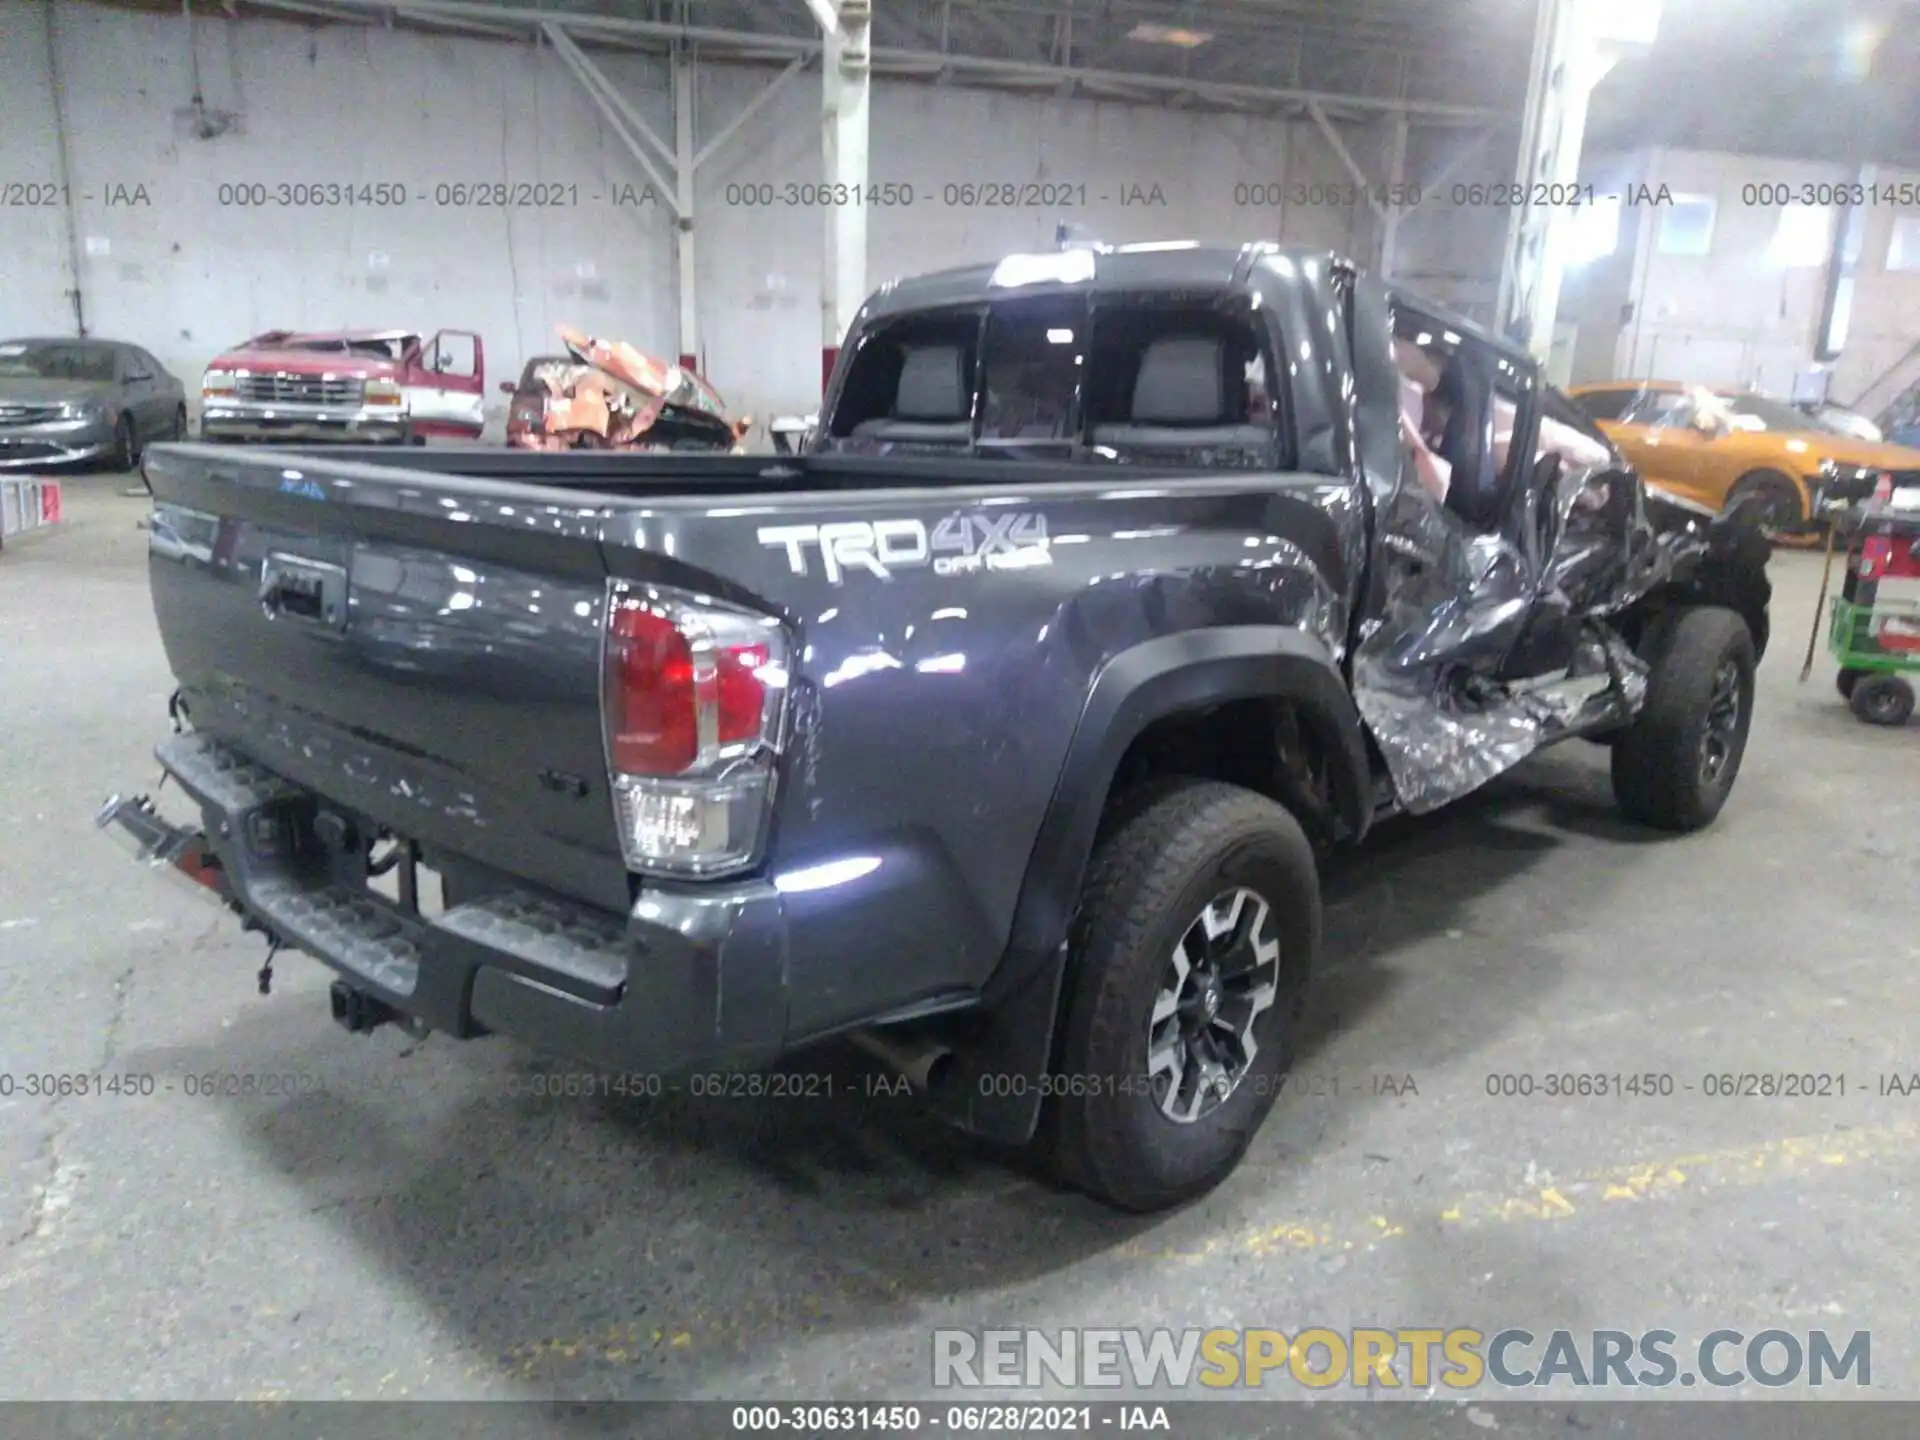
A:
607;599;698;774
718;643;771;744
607;599;777;775
601;583;788;877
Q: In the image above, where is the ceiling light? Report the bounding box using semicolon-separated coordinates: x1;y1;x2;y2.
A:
1126;22;1213;47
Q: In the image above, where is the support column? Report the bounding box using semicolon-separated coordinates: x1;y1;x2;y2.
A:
44;0;86;334
820;0;871;393
674;46;698;374
1815;164;1872;362
1379;114;1410;277
1497;0;1653;360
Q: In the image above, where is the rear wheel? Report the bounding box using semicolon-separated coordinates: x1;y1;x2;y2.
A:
1046;780;1317;1213
1849;674;1915;727
170;404;188;441
1837;668;1866;699
1611;607;1756;831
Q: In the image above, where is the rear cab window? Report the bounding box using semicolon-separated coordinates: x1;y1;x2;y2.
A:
824;310;983;456
822;288;1289;471
977;296;1085;457
1084;293;1287;470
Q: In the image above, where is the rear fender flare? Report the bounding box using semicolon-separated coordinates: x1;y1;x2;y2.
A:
936;628;1370;1144
996;626;1369;1004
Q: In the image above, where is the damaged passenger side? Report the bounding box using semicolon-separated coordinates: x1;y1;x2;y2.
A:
1348;287;1751;813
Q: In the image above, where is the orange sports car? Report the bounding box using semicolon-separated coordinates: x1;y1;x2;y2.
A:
1566;380;1920;533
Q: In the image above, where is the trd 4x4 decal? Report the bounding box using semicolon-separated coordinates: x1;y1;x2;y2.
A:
758;511;1051;583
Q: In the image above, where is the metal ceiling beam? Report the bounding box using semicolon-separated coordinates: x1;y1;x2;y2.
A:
956;2;1041;62
544;23;678;171
244;0;377;23
884;0;1458;53
1305;99;1387;218
693;54;807;169
269;0;1509;120
543;21;682;212
1419;126;1498;195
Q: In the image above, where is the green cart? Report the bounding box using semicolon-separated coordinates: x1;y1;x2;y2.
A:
1800;484;1920;727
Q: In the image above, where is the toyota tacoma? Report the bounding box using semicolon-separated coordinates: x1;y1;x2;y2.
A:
102;242;1771;1212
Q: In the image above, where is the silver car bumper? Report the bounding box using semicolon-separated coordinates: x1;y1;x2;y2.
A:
201;400;411;444
0;414;116;469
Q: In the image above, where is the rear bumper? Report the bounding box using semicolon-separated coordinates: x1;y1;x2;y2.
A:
102;733;792;1074
201;401;410;445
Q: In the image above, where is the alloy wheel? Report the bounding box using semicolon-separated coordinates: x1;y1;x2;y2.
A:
1699;657;1742;784
1146;886;1281;1125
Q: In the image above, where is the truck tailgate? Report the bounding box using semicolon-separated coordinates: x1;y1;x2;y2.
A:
145;447;645;913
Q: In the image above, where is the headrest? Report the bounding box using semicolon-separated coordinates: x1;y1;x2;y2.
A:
894;345;966;420
1132;337;1224;424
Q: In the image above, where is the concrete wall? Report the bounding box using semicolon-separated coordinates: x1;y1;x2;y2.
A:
2;1;1499;430
1563;145;1920;411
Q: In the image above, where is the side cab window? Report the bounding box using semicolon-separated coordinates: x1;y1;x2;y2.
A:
1082;294;1288;470
1388;304;1534;533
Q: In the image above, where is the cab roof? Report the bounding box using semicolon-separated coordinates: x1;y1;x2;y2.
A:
856;241;1531;364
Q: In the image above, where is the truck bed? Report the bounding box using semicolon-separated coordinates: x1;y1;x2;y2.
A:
138;439;1364;1051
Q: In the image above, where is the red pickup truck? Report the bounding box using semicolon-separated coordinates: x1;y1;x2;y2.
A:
199;328;485;444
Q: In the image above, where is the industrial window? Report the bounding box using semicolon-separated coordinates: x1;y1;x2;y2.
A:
1888;215;1920;272
1569;194;1623;264
1771;203;1834;267
1656;195;1717;256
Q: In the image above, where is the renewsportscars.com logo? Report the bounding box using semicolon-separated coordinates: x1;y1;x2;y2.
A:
932;1327;1872;1392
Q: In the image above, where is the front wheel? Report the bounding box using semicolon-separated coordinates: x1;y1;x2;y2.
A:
1726;470;1803;541
108;413;137;471
1611;606;1756;831
1045;780;1318;1213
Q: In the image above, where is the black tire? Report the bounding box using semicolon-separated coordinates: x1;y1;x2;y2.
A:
1837;668;1866;699
1611;607;1756;831
1726;470;1803;540
1849;674;1915;727
1046;779;1318;1213
170;404;188;441
108;413;137;472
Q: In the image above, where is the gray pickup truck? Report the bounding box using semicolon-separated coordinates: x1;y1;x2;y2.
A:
103;242;1772;1212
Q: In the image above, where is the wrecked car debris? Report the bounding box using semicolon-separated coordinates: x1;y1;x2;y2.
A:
508;326;752;452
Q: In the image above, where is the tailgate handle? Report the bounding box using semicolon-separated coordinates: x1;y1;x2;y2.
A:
260;553;348;629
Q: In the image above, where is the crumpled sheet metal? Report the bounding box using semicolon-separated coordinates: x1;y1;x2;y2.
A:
1351;459;1694;816
1354;616;1651;816
511;327;751;452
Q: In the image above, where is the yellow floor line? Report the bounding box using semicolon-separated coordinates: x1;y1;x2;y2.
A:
496;1119;1920;1373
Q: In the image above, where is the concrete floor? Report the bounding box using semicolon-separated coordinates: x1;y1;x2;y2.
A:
2;472;1917;1407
